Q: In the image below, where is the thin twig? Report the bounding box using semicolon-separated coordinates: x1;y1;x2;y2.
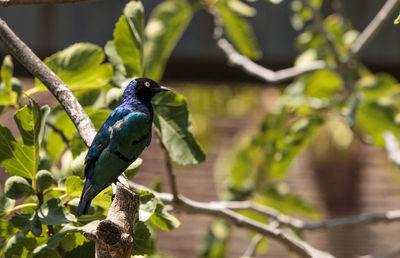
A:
0;18;96;146
209;7;328;84
129;182;335;258
0;0;95;7
359;247;400;258
45;121;70;146
242;234;263;258
300;0;343;70
346;0;400;64
161;143;180;201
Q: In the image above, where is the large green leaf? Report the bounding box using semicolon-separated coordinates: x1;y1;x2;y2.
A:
10;212;42;237
37;198;75;225
357;73;399;102
0;219;16;238
35;43;112;92
0;194;15;218
152;91;205;165
304;70;343;98
113;1;144;78
216;0;261;59
131;221;152;255
144;0;192;81
0;99;45;178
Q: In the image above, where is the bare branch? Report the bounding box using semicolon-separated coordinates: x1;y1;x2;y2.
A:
242;234;263;258
0;18;96;146
383;132;400;167
359;247;400;258
346;0;400;64
209;7;328;84
161;143;180;201
300;0;343;69
0;0;95;7
84;182;140;258
129;182;335;258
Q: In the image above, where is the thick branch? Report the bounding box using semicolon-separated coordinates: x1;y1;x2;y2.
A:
346;0;400;64
84;182;140;258
0;18;95;146
210;7;328;84
0;0;95;7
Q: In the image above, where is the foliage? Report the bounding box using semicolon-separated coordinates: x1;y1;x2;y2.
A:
1;0;399;257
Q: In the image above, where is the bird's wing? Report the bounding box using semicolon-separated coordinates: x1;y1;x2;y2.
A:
84;106;132;177
108;111;152;153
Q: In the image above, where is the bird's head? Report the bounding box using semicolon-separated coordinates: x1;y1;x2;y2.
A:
122;78;170;103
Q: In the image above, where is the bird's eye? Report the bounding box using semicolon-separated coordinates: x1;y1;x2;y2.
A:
144;81;150;87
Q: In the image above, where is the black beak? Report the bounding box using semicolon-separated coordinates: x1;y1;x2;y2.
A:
159;86;171;92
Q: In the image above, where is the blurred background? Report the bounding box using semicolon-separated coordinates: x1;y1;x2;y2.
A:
1;0;400;257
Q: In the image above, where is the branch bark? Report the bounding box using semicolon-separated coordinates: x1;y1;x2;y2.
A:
210;7;328;84
0;18;138;258
0;0;95;7
84;182;140;258
346;0;400;64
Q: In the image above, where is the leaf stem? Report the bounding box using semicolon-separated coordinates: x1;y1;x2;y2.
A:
5;203;38;216
43;187;66;196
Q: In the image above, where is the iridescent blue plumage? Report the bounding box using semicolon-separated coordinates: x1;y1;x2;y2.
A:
77;78;169;216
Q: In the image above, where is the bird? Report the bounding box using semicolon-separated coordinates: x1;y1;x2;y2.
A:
76;78;170;216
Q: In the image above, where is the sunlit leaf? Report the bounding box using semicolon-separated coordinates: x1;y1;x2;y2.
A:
357;73;399;102
216;0;261;59
0;55;17;107
0;194;15;218
114;1;144;78
144;0;192;81
37;198;75;225
304;70;343;99
395;12;400;24
153;91;205;165
35;43;112;92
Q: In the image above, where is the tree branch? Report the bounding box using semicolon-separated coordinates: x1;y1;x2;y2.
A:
359;247;400;258
0;18;95;146
129;182;335;258
0;0;95;7
0;18;138;258
346;0;400;64
383;132;400;168
161;143;180;201
209;7;328;84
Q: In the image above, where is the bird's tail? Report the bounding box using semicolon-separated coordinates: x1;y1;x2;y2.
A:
76;178;93;216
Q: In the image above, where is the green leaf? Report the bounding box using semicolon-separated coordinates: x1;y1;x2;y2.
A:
131;221;152;255
357;73;399;102
104;41;129;87
124;158;142;180
144;0;192;81
197;219;230;258
0;55;17;107
137;190;158;222
228;0;256;17
64;241;95;258
216;0;261;59
35;43;112;92
0;194;15;218
10;212;42;237
65;176;84;197
113;1;144;78
356;102;400;146
37;198;75;225
152;91;205;165
150;201;180;231
0;98;45;178
0;219;16;238
301;70;343;99
395;12;400;24
4;234;37;258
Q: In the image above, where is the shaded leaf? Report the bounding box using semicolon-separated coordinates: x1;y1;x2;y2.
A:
131;221;151;255
10;212;42;237
124;158;142;180
150;201;180;231
152;91;205;165
64;241;95;258
37;198;75;225
144;0;192;81
0;219;16;238
4;234;37;258
216;0;261;59
104;41;129;87
114;1;144;78
395;12;400;24
198;219;230;258
137;190;158;222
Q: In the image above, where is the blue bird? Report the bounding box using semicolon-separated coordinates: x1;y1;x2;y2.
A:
77;78;170;216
